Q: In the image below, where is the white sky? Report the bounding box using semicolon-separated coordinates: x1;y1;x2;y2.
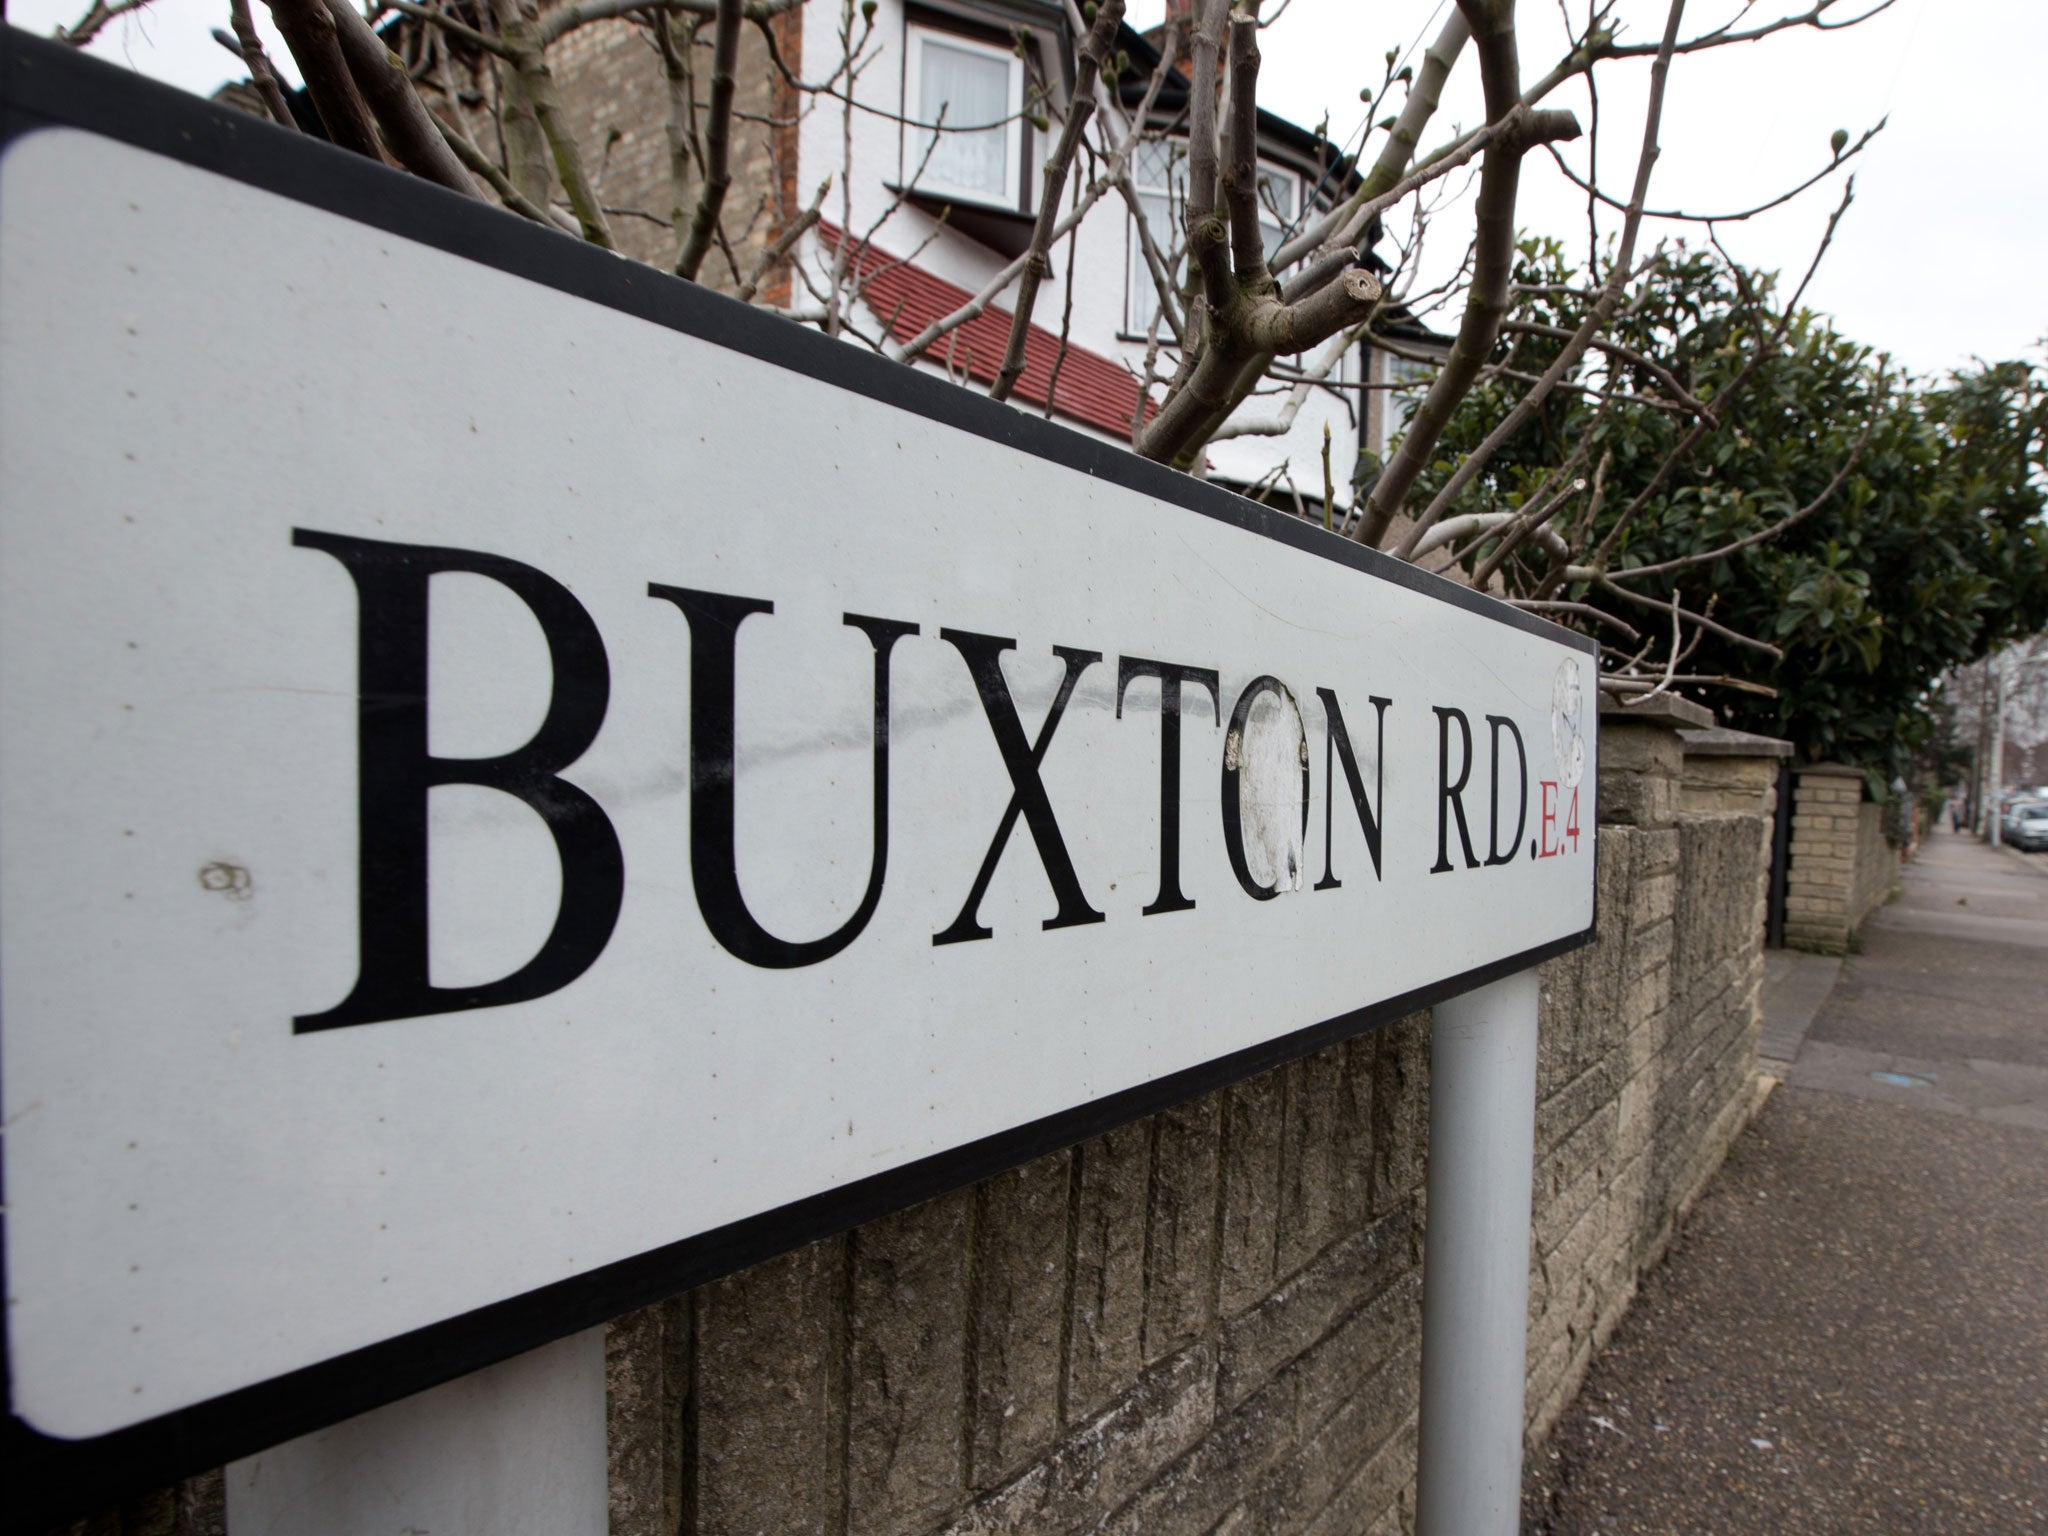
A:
16;0;2045;379
1136;0;2046;381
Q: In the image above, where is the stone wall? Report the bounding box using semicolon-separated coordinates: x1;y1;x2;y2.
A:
584;712;1770;1536
1783;764;1898;954
1677;731;1788;819
63;720;1772;1536
1849;803;1897;930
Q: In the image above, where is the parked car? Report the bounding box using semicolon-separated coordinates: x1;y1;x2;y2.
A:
2002;800;2048;852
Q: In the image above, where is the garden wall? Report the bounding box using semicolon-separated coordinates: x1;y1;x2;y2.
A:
62;714;1777;1536
595;705;1777;1536
1783;764;1900;953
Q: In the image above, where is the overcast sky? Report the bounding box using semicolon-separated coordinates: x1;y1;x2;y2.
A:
1128;0;2047;382
17;0;2044;379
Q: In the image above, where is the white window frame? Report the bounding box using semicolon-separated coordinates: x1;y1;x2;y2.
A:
1125;145;1304;338
904;24;1026;210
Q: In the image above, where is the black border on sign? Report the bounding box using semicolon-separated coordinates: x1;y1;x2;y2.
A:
0;27;1597;1530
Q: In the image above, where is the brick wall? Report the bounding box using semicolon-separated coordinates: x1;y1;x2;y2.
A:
414;7;797;299
1783;765;1898;954
69;719;1769;1536
545;14;796;291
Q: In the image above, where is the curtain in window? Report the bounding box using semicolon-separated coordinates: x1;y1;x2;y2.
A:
918;40;1011;199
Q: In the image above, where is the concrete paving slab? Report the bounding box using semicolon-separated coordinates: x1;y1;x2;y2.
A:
1792;1040;2048;1130
1759;949;1842;1072
1525;826;2048;1534
1522;1089;2048;1535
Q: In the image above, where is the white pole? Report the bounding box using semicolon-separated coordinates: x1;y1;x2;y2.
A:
1415;967;1541;1536
225;1328;608;1536
1989;668;2006;846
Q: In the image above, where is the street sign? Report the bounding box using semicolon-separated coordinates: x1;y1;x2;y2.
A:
0;32;1595;1519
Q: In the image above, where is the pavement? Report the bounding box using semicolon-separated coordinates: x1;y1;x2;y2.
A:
1522;827;2048;1534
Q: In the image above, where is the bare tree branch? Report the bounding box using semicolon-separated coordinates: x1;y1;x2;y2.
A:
324;0;480;194
1414;508;1571;564
378;0;508;57
737;173;829;303
989;0;1125;403
1510;598;1642;641
1603;0;1900;58
675;0;743;278
1272;7;1471;270
55;0;155;46
1602;672;1779;697
1591;573;1782;658
1574;178;1858;582
1182;0;1233;319
436;108;576;229
1498;319;1714;420
227;0;298;129
1210;325;1364;440
1392;0;1687;560
536;0;801;48
1221;8;1271;290
1349;0;1542;548
265;0;389;163
885;178;1114;366
1281;104;1575;308
485;0;615;248
1543;118;1882;223
1603;383;1883;583
1473;441;1607;588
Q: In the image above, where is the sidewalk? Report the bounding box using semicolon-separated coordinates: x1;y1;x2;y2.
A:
1522;827;2048;1533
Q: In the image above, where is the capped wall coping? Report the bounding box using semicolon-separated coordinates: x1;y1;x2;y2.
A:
1598;692;1715;731
1793;762;1867;781
1677;727;1793;759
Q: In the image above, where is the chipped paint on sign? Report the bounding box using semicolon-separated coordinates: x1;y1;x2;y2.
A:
1227;683;1308;894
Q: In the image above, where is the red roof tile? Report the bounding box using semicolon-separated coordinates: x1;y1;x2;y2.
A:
819;224;1155;441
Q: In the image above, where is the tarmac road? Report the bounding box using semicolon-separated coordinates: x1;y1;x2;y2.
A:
1522;827;2048;1534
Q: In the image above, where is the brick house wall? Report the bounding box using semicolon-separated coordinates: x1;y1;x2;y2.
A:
425;7;800;299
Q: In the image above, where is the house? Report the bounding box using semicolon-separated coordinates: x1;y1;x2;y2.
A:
233;0;1448;518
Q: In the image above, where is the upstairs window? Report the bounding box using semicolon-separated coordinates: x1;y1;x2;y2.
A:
1126;140;1302;337
906;26;1025;207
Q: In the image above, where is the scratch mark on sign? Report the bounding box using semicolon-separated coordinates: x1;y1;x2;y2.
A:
1178;539;1359;640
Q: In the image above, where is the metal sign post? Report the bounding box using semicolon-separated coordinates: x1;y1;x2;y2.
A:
0;32;1596;1531
1415;970;1543;1536
225;1331;607;1536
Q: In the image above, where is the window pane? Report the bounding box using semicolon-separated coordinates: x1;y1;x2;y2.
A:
1257;168;1295;222
1381;354;1435;455
1132;138;1186;194
918;40;1011;198
1128;190;1178;335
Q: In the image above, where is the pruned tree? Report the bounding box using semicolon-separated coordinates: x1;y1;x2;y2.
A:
59;0;1919;693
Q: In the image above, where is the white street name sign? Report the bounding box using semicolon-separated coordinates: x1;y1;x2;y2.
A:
0;35;1595;1514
